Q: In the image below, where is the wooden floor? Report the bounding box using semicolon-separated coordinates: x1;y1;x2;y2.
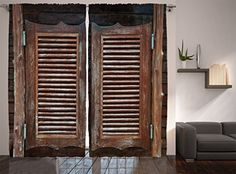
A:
1;152;236;174
58;151;176;174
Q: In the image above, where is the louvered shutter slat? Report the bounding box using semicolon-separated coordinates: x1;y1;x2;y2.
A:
101;35;143;136
25;21;86;156
36;33;79;137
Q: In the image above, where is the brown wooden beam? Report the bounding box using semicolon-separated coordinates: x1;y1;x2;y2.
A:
13;4;25;157
152;4;164;157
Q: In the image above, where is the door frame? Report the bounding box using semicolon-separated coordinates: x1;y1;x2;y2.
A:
12;4;164;157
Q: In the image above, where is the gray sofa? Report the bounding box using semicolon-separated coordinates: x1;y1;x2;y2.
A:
176;122;236;160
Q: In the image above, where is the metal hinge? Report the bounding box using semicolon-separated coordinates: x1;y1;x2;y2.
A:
23;123;27;140
150;123;154;140
151;33;155;50
22;31;26;46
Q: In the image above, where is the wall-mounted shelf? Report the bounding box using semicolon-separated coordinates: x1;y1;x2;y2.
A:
177;68;232;89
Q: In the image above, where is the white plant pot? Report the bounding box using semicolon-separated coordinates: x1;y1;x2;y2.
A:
182;61;187;69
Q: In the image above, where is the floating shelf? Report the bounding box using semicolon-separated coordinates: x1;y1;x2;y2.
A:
177;68;232;89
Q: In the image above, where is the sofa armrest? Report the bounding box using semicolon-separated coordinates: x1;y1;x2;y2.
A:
176;122;197;159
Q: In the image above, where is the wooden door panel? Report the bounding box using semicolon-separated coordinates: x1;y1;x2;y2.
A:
25;21;86;156
90;23;152;156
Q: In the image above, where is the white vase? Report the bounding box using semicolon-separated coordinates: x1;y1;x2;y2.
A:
196;44;201;69
182;61;187;68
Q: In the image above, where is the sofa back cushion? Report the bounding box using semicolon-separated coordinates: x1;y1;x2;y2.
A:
186;122;222;134
222;122;236;135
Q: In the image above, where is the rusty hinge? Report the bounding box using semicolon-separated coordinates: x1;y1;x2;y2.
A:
22;31;26;46
150;123;154;140
151;33;155;50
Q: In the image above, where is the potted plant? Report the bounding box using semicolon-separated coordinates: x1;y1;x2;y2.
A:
178;40;194;68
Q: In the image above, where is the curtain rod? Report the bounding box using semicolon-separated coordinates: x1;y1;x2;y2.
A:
166;4;176;12
0;4;175;12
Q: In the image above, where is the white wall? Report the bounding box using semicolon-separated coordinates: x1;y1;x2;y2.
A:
0;0;177;155
0;7;9;156
176;0;236;122
166;8;176;156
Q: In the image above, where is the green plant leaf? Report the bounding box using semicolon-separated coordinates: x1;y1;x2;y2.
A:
178;40;194;61
187;54;194;60
178;48;185;61
178;48;181;57
185;48;188;57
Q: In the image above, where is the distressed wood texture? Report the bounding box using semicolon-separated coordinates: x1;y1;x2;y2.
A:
89;4;153;27
12;4;25;157
152;5;164;157
90;23;152;156
25;21;86;157
23;4;86;25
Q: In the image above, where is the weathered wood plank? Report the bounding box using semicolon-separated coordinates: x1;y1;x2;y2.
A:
140;157;160;174
12;4;25;157
152;4;164;157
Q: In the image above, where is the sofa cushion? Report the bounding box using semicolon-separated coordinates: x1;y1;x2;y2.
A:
222;122;236;135
197;134;236;152
187;122;222;134
229;134;236;139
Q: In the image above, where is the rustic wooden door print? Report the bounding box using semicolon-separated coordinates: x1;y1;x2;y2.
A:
25;21;86;156
90;23;152;156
